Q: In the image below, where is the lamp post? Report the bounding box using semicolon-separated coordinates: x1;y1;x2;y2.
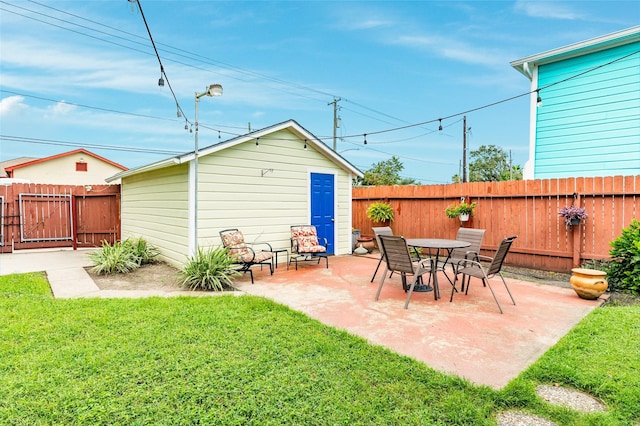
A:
192;83;222;255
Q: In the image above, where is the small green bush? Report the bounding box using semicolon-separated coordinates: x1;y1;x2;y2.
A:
89;240;138;274
125;237;160;266
181;246;240;291
88;238;160;275
607;219;640;295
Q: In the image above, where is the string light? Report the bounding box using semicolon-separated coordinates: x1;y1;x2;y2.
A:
536;89;543;107
363;134;367;145
438;119;443;131
256;137;259;147
304;139;307;150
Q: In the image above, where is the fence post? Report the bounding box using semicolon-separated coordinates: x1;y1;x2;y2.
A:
572;193;582;268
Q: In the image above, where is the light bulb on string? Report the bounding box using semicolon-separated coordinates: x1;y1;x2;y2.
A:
363;134;367;145
536;90;543;107
304;139;307;150
256;137;260;148
438;119;443;131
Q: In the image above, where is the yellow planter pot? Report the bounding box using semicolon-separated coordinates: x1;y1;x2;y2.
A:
570;268;608;300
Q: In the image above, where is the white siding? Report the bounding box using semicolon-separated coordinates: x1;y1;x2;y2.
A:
197;129;353;259
121;164;189;267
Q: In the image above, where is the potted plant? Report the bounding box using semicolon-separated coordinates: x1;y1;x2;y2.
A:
445;201;476;222
366;202;394;224
559;205;588;229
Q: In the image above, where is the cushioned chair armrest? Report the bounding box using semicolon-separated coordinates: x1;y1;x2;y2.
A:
231;245;256;262
249;242;273;252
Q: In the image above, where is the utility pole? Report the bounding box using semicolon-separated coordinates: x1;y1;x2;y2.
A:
462;115;467;183
329;98;341;151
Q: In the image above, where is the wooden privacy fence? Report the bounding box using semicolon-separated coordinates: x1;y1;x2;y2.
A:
0;183;120;253
353;175;639;273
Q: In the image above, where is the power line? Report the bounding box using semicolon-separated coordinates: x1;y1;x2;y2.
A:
0;134;183;155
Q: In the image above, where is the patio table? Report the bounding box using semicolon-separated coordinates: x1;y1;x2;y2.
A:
406;238;471;300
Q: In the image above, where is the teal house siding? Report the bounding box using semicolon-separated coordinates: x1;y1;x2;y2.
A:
511;27;640;179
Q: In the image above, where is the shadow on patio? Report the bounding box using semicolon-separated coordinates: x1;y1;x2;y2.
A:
235;253;605;389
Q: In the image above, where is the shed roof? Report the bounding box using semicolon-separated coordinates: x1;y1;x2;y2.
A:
510;26;640;79
108;119;363;182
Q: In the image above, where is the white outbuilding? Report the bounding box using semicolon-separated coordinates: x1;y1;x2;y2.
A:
107;120;363;268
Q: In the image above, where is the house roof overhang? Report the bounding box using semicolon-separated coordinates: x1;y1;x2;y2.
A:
510;26;640;80
107;119;364;182
4;148;127;174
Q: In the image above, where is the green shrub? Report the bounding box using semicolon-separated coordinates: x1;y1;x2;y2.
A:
181;246;240;291
125;237;160;266
88;238;160;275
89;240;138;274
607;219;640;295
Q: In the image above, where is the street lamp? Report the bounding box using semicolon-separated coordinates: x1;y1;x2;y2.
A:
192;83;222;255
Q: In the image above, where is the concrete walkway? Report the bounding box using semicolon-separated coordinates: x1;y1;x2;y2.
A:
0;248;103;297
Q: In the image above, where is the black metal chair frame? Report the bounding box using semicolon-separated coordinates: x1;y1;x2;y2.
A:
219;228;274;284
289;225;329;270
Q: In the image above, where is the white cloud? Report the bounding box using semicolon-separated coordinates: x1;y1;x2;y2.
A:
0;96;27;116
514;0;585;20
393;35;506;68
46;101;77;117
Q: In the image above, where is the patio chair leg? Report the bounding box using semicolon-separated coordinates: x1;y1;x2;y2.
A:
499;274;516;306
375;266;390;301
403;276;419;309
484;278;504;314
370;256;384;282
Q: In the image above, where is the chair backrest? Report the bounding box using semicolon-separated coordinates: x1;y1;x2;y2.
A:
372;226;393;257
487;236;517;276
219;228;250;260
378;235;414;274
451;228;486;261
290;225;320;252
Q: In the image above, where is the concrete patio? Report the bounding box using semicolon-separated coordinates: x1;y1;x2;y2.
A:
1;249;605;389
235;253;605;389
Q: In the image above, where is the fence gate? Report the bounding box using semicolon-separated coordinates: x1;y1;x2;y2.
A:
19;193;73;243
0;183;120;252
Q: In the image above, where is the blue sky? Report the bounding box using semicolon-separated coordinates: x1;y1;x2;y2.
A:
1;1;638;183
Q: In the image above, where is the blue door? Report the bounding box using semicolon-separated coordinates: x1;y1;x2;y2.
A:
311;173;335;255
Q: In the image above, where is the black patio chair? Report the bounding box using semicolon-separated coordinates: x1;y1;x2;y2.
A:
219;228;274;284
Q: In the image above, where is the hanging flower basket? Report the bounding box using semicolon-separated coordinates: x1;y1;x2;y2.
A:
559;205;588;229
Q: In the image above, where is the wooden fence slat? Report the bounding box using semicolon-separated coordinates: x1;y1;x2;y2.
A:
353;175;640;273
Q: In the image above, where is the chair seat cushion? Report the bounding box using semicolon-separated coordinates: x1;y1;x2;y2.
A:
297;242;327;253
241;251;273;263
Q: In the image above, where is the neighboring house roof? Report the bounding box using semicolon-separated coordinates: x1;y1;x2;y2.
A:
511;26;640;79
3;148;127;178
108;119;363;182
0;157;37;177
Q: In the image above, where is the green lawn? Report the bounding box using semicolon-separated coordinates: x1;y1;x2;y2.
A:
1;273;638;425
